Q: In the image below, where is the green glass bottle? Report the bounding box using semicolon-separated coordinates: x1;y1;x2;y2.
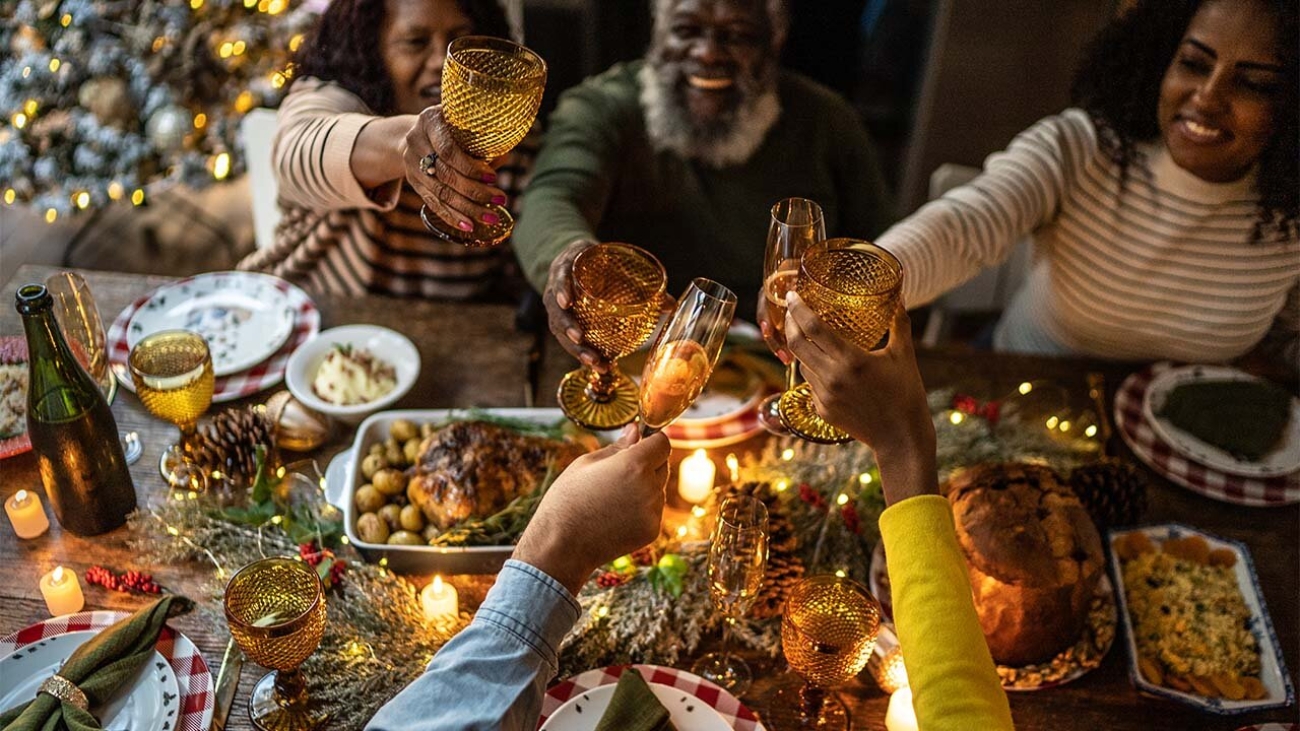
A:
15;284;136;535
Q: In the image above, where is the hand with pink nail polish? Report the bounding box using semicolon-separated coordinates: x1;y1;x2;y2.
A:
403;105;510;239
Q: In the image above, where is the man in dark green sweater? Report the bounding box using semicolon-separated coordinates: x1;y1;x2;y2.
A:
513;0;893;369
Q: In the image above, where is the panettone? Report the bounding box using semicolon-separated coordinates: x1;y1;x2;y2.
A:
945;462;1104;666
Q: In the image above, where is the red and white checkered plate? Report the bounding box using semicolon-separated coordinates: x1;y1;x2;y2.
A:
1115;363;1300;507
0;610;213;731
539;664;765;730
107;272;319;403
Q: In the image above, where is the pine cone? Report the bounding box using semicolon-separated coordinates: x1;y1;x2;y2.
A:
189;405;275;490
720;481;805;619
1069;459;1148;531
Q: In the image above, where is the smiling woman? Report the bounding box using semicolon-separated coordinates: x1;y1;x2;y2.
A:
868;0;1299;368
236;0;538;301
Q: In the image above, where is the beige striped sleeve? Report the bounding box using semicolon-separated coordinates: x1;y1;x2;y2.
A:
878;110;1093;308
271;78;401;213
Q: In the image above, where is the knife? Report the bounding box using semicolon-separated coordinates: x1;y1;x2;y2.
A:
210;638;244;731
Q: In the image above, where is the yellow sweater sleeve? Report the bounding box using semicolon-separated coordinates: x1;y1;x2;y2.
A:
879;495;1014;730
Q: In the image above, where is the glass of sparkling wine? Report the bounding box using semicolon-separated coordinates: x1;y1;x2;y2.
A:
638;278;737;435
765;575;882;730
757;198;825;436
692;495;768;695
128;329;215;488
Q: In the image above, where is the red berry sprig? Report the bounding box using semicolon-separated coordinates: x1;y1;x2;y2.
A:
595;570;629;588
298;541;348;589
630;546;658;567
841;504;861;535
85;566;163;594
798;483;828;512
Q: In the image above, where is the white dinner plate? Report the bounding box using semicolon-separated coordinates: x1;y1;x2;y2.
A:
126;271;296;376
0;611;214;731
0;631;180;731
1142;365;1300;478
540;681;733;731
539;664;764;730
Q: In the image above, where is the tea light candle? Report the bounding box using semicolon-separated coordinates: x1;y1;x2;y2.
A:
677;449;715;504
885;687;919;731
40;566;85;616
6;489;50;539
421;575;458;623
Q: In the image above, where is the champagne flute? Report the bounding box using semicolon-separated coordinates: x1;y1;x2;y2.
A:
692;495;769;694
45;271;142;464
778;239;903;444
420;35;546;247
757;198;825;436
638;278;737;436
128;329;215;488
224;557;329;730
557;243;666;430
765;575;881;730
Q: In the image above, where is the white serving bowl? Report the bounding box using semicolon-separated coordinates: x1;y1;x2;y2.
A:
285;325;420;425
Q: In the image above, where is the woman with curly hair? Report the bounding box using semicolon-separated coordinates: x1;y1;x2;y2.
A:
238;0;534;300
795;0;1297;367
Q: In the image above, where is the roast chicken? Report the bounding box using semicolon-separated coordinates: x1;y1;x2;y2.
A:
406;420;589;529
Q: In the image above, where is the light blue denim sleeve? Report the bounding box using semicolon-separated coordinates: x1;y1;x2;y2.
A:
365;559;581;731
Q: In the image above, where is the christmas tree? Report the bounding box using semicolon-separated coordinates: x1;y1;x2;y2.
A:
0;0;319;223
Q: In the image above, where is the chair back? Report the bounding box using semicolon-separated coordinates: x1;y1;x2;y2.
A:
239;108;282;250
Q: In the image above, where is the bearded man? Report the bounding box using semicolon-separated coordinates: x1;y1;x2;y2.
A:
512;0;892;368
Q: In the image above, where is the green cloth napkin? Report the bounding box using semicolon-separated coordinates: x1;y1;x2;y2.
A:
0;596;192;731
1159;379;1292;461
594;668;677;731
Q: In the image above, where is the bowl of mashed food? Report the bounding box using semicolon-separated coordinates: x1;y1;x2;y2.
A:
286;325;420;424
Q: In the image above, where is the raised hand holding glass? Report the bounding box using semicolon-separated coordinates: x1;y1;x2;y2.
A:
557;243;666;430
778;239;903;444
420;36;546;247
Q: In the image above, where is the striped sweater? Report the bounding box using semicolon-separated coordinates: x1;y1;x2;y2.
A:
238;78;535;300
881;109;1299;364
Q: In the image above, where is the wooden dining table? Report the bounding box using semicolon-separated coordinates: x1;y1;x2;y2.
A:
0;264;1295;731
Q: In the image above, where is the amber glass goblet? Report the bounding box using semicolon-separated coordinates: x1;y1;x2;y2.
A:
638;278;737;435
778;239;902;444
420;35;546;247
128;329;215;488
224;557;328;731
767;576;882;730
557;243;666;430
757;198;825;436
691;495;768;695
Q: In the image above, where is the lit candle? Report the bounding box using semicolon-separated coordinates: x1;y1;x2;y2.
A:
421;575;458;623
885;687;919;731
40;566;85;616
5;490;50;539
677;449;715;504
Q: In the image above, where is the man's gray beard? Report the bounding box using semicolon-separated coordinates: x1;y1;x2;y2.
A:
638;62;781;169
